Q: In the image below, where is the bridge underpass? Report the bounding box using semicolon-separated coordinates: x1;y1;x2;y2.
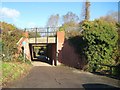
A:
29;38;57;65
17;27;65;66
27;27;57;65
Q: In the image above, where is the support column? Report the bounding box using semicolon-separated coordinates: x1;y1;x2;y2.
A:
23;31;31;60
57;31;65;65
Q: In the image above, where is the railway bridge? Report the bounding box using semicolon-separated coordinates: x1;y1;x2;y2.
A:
17;27;65;66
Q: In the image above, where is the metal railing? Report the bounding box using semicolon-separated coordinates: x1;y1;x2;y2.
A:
24;27;60;44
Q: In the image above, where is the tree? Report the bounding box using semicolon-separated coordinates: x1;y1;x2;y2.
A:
85;0;90;20
1;22;24;61
99;11;118;25
28;31;41;38
60;12;80;38
82;19;118;71
81;0;90;21
116;23;120;64
46;14;60;36
46;14;59;27
63;12;79;24
99;11;119;64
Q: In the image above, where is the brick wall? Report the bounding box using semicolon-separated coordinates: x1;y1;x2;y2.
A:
17;32;31;60
57;31;65;64
57;31;86;69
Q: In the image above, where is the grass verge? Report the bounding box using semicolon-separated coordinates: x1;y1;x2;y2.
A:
0;61;32;87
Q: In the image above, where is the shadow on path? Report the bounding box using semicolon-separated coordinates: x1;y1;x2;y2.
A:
83;83;120;90
91;72;120;80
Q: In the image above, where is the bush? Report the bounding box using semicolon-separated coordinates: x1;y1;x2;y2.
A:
82;19;118;72
17;54;31;65
113;64;120;77
1;22;24;62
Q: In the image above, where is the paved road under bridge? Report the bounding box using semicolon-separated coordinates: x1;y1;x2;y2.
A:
7;65;120;88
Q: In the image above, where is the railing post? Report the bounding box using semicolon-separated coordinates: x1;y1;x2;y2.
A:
46;27;49;60
35;28;37;43
47;27;49;44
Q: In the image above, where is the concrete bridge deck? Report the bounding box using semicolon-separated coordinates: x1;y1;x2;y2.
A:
29;37;56;43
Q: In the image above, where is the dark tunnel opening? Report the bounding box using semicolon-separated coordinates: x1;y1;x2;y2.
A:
29;43;57;65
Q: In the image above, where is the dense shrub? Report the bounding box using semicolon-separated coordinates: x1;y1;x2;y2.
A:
82;20;118;72
1;22;24;61
112;64;120;77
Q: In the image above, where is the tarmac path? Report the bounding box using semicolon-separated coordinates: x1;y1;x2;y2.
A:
7;62;120;88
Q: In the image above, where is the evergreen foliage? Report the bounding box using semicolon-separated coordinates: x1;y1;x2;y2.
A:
0;22;24;61
82;20;118;71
